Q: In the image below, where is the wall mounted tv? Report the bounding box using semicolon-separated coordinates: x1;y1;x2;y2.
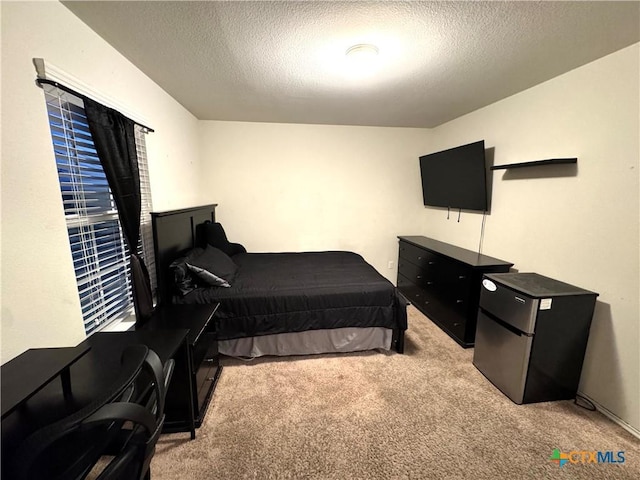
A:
419;140;488;212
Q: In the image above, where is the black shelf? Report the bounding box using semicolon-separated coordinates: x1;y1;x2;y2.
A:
491;158;577;170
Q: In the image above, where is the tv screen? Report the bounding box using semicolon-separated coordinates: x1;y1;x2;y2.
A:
419;140;488;212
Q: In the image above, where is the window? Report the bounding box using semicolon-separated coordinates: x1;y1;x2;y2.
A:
43;84;155;335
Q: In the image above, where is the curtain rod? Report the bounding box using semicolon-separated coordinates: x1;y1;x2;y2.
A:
36;78;155;133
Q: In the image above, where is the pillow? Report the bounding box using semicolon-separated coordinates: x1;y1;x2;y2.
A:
186;245;238;286
200;222;245;257
186;263;231;288
169;247;205;296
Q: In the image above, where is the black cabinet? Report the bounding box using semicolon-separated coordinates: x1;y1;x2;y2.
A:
474;273;597;404
140;303;221;433
397;236;513;347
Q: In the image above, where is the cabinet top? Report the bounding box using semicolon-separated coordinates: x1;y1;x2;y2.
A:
398;236;513;268
485;272;598;298
140;303;219;346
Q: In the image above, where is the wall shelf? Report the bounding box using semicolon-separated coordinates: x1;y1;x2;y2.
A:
491;158;577;170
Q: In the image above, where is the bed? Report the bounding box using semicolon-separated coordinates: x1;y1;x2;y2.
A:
151;204;407;357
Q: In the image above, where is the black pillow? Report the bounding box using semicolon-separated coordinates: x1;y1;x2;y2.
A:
201;222;235;257
186;245;238;286
169;248;205;296
186;263;231;288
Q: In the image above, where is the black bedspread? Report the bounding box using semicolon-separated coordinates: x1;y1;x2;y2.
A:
176;251;407;341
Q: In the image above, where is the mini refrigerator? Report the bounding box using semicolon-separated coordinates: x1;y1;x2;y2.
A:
473;273;598;404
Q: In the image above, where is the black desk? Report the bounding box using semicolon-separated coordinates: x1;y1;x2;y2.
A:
1;328;192;475
1;344;90;419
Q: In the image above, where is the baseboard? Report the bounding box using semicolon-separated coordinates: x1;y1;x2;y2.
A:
578;391;640;440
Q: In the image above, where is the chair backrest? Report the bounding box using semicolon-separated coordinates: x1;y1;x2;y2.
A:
9;345;174;480
96;349;174;480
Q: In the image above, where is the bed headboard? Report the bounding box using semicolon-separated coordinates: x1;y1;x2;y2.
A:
151;204;217;305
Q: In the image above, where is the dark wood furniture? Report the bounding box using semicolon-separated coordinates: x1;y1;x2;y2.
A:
139;303;221;429
1;345;90;419
397;236;513;347
151;204;407;356
151;204;217;305
1;329;192;477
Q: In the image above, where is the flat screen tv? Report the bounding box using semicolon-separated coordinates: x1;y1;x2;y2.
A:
419;140;488;212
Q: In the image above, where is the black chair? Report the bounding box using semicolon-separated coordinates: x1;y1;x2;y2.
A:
9;345;174;480
198;221;246;257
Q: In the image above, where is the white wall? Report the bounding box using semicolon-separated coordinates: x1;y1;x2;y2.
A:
198;121;430;279
0;1;203;363
425;44;640;432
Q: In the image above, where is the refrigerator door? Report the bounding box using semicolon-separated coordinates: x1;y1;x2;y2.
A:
473;310;533;404
480;278;539;334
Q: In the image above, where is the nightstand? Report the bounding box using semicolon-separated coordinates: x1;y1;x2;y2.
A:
139;303;221;436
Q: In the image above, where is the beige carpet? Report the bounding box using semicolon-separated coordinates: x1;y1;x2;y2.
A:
151;306;639;479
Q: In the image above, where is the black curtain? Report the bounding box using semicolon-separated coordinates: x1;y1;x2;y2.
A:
84;98;154;323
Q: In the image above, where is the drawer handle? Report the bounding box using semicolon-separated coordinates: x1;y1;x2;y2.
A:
515;297;526;304
207;377;216;382
416;275;422;279
427;281;434;285
453;322;461;327
424;300;429;305
458;275;466;280
417;256;422;260
205;358;216;364
456;299;464;304
428;261;436;265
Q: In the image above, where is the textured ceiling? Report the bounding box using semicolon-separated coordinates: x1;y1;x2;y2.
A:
62;1;640;128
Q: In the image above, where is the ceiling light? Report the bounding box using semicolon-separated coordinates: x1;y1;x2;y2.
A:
344;44;380;78
345;44;379;62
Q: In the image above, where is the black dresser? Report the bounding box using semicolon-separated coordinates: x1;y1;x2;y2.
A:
397;236;513;347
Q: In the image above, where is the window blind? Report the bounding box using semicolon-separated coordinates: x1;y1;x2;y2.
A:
135;123;157;297
43;84;154;335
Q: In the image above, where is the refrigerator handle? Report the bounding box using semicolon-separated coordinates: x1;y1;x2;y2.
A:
479;308;533;337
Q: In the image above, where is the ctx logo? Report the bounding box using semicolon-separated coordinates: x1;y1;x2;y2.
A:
549;448;625;467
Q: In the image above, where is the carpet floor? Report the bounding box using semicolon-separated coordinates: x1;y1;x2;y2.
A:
151;306;639;479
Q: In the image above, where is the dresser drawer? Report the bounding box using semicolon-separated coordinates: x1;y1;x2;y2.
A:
397;274;421;299
444;262;472;290
445;313;466;342
412;286;436;313
195;359;217;407
191;332;211;371
398;275;438;316
399;241;439;270
438;261;472;306
398;258;437;286
203;332;219;363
